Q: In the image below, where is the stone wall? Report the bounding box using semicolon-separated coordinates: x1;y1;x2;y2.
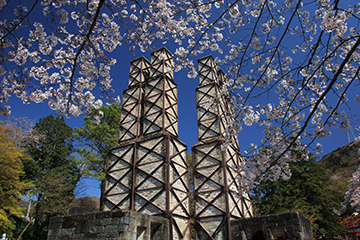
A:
47;210;169;240
230;212;314;240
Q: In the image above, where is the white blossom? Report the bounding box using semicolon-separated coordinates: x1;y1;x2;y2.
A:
342;164;360;212
59;9;69;24
175;47;188;58
321;10;348;36
121;10;128;16
250;37;262;50
0;0;359;205
93;99;103;109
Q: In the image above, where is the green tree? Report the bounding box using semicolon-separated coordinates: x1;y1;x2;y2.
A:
0;124;30;237
23;115;80;239
74;104;121;204
252;154;347;239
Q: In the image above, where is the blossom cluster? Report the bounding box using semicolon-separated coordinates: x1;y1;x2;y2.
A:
0;0;359;210
343;163;360;212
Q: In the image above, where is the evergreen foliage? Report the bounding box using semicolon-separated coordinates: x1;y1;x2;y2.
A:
22;115;80;239
74;104;121;202
252;153;347;238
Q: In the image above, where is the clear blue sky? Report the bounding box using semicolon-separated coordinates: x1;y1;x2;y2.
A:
2;43;358;197
1;0;359;197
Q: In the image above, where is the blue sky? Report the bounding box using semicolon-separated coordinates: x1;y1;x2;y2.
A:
1;1;359;198
2;43;358;198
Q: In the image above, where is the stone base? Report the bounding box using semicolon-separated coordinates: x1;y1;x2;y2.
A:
230;212;314;240
47;210;169;240
48;211;312;240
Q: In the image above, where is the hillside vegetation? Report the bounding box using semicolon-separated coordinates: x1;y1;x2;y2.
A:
320;141;360;180
253;141;360;238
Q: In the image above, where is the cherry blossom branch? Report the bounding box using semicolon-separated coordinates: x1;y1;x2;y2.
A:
0;0;39;41
182;0;242;61
281;35;358;127
241;1;302;108
261;36;360;179
66;0;106;113
234;1;266;78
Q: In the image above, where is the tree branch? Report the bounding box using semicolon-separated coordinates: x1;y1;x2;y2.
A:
66;0;106;113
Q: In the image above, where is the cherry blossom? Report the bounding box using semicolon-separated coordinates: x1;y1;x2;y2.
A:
343;163;360;212
0;0;359;211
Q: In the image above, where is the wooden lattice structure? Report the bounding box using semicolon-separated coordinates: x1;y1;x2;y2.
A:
192;56;253;240
103;48;191;240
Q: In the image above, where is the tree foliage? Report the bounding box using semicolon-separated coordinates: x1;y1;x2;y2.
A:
320;141;360;214
75;104;121;181
0;123;30;237
252;153;347;238
75;103;120;209
0;0;359;207
23;115;80;239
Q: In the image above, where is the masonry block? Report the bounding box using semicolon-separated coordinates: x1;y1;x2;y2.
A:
47;210;169;240
230;212;314;240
